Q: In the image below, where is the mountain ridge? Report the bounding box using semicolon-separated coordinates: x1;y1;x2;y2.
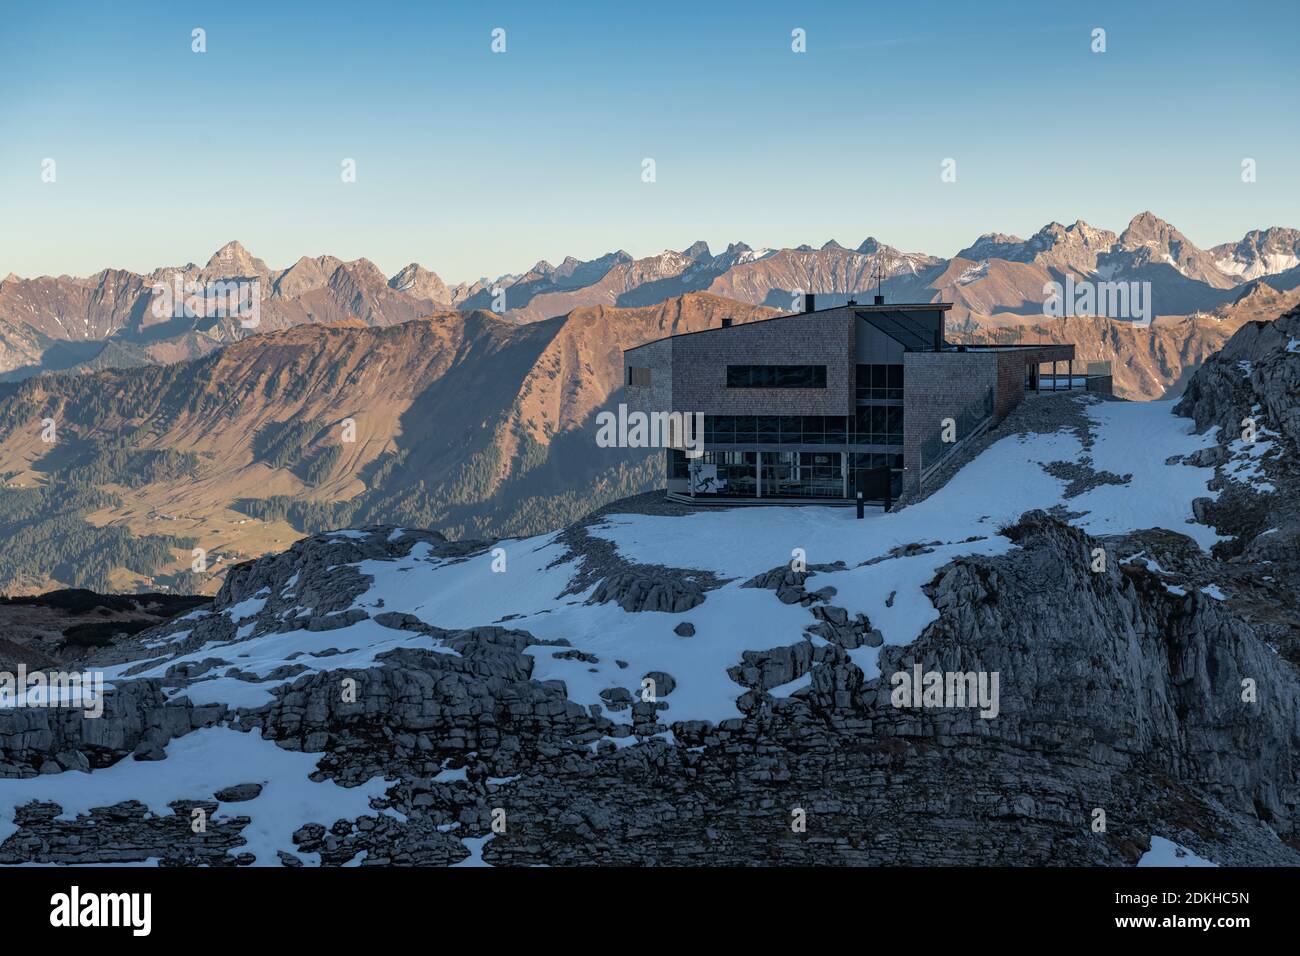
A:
4;212;1293;379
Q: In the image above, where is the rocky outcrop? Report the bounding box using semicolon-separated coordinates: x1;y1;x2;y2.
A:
1176;306;1300;445
587;572;705;613
3;506;1297;866
1172;306;1300;663
0;680;227;778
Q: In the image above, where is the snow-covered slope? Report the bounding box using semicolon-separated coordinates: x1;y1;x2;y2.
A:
94;398;1218;725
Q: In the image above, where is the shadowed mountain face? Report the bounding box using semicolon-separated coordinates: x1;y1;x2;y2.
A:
7;214;1294;380
0;294;777;595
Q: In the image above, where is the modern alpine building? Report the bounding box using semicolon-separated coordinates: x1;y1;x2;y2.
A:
623;295;1096;504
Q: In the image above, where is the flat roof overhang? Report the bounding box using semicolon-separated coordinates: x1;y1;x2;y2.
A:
626;301;955;353
847;302;953;312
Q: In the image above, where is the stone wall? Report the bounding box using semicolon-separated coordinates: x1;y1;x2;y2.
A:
901;352;999;494
622;337;673;418
994;351;1029;418
1087;375;1114;396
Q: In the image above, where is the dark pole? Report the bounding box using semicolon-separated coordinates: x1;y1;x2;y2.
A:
856;490;864;520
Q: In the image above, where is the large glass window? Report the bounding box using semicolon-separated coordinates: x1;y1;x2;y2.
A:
855;364;904;401
669;448;691;478
702;414;861;446
727;365;827;388
687;450;759;497
762;451;844;498
794;451;844;497
852;405;904;444
682;450;851;498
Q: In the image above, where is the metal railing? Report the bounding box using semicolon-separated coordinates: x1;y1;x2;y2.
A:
918;386;994;486
1033;360;1112;394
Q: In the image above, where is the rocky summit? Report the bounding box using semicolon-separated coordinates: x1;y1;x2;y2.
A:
2;320;1297;865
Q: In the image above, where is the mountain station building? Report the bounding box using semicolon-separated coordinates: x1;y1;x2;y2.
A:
623;295;1089;505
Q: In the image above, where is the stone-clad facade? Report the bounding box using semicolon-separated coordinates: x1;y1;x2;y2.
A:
624;302;1076;502
652;312;855;418
901;344;1074;494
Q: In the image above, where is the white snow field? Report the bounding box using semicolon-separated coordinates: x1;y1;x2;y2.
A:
0;397;1225;865
1137;836;1218;867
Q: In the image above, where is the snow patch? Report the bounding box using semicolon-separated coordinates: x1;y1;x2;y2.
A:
0;727;397;866
1137;836;1217;867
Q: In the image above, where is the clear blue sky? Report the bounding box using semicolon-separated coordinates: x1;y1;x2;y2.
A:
2;0;1296;281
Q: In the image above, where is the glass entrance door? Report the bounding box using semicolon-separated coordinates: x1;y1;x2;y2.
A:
760;451;796;497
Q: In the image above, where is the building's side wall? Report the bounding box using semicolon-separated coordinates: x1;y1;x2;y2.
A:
993;350;1028;419
1087;375;1113;396
902;352;999;495
623;338;674;418
966;344;1078;420
670;312;855;417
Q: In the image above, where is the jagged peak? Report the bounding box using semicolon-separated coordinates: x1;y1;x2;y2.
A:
1120;210;1182;242
681;240;712;261
204;240;261;273
388;263;449;298
210;239;250;258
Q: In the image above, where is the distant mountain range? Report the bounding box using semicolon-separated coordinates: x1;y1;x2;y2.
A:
6;212;1299;380
3;212;1300;595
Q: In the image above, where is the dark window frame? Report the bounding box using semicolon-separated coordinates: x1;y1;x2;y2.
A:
856;363;905;401
726;364;827;389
